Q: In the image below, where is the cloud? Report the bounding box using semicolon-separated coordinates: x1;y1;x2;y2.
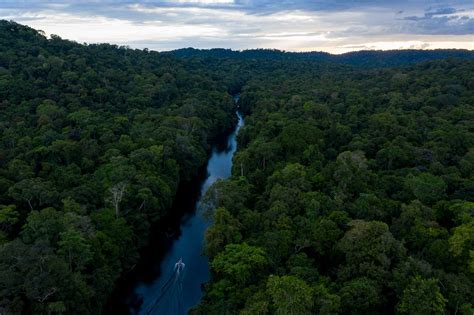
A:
404;6;460;20
426;7;458;16
0;0;473;53
401;6;473;35
173;0;235;3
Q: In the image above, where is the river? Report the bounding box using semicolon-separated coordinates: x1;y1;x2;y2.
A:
108;101;244;314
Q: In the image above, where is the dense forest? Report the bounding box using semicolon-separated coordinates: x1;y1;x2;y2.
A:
169;47;474;67
0;20;236;313
197;58;474;314
0;20;473;314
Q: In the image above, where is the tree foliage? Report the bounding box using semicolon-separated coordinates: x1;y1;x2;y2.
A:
0;20;236;313
198;52;474;314
1;20;473;314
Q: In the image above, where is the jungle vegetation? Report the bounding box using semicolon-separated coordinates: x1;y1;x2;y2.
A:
197;57;474;314
0;20;473;314
0;20;236;313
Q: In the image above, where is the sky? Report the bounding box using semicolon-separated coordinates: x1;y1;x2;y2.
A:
0;0;473;53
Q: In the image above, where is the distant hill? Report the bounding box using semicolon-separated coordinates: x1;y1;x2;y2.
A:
167;47;474;67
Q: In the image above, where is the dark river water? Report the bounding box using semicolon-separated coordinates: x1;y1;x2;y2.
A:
108;105;244;314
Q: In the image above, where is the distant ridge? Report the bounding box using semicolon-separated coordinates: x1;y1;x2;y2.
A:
167;47;474;67
1;19;471;68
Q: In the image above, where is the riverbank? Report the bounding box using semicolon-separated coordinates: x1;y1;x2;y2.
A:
107;106;244;314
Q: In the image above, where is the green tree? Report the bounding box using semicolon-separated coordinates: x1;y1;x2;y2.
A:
339;277;382;313
406;173;447;205
21;207;66;245
58;228;93;271
332;150;369;201
337;220;402;281
205;207;242;258
313;283;341;314
449;220;474;272
211;243;267;286
8;178;58;211
312;217;343;256
397;276;446;315
267;275;313;315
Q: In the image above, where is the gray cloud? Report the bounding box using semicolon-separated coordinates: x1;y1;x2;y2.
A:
402;7;473;35
0;0;472;53
404;7;459;20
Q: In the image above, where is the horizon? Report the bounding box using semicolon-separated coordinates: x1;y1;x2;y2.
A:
5;21;474;55
164;47;473;55
1;1;473;54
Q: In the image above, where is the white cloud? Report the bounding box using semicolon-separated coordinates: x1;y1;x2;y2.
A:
0;1;472;53
6;10;224;44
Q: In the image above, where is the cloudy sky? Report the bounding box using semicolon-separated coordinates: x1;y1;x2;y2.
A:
1;0;473;53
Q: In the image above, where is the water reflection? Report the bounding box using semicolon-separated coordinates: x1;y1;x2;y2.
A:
126;110;244;315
